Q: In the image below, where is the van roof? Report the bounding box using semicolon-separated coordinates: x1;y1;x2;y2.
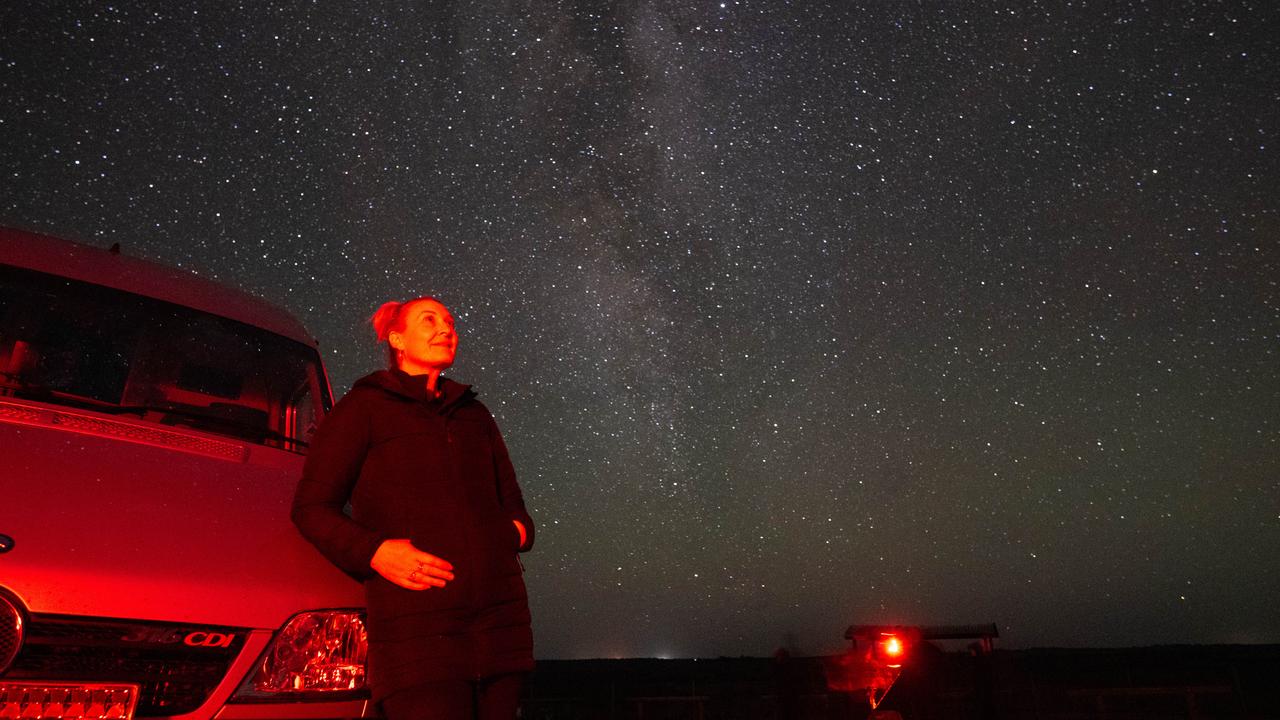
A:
0;227;317;346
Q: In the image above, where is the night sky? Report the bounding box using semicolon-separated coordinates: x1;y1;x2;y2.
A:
3;2;1277;659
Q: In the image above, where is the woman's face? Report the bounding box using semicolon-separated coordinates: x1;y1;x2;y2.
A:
390;299;458;373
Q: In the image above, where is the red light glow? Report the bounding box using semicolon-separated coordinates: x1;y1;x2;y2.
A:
880;634;904;657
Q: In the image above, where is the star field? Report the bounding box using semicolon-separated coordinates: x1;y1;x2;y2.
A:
2;1;1277;658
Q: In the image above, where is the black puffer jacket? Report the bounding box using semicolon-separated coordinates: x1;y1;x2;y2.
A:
292;369;534;699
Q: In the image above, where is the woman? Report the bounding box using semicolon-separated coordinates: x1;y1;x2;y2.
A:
292;296;534;720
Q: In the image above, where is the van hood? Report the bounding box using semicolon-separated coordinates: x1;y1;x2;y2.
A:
0;410;363;630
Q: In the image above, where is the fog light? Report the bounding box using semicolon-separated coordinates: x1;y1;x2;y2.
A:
0;683;138;720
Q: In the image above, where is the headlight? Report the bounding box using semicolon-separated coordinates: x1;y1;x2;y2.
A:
231;610;368;701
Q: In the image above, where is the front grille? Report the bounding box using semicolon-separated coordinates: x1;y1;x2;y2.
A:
2;614;249;716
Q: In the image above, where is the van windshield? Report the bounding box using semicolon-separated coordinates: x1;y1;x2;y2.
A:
0;264;330;452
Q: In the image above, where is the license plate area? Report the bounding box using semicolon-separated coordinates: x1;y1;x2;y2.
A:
0;682;140;720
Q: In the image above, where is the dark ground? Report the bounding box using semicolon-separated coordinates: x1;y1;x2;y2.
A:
522;645;1280;719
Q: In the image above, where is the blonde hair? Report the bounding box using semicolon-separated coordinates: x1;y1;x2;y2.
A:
370;296;440;368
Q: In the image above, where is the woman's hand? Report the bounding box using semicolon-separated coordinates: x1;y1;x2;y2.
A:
370;539;455;590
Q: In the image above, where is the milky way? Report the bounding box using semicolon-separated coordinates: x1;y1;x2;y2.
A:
2;1;1277;658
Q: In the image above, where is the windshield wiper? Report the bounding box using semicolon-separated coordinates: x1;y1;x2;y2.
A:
1;379;125;410
1;380;307;447
101;403;309;447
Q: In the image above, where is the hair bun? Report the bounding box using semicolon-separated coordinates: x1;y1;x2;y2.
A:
370;300;404;341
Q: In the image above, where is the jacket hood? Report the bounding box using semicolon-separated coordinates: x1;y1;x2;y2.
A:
352;369;476;412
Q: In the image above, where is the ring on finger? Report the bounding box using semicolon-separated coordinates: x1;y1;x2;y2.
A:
408;570;420;582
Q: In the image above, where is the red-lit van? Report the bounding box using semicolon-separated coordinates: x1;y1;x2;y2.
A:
0;228;374;718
